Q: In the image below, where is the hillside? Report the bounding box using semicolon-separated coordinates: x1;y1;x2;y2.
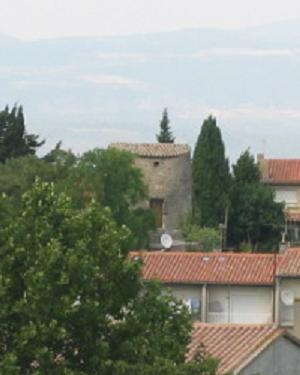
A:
1;20;300;159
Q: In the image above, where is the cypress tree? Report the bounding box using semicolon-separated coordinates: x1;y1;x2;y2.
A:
192;115;230;227
156;108;175;143
0;105;44;163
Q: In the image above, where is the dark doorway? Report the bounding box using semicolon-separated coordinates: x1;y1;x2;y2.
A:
150;198;164;228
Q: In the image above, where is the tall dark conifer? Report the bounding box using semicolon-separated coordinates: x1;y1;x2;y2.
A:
0;105;44;163
156;108;175;143
228;149;284;251
192;115;230;227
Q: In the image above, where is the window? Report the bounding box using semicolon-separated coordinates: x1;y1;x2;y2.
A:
153;161;160;167
191;298;201;315
184;298;201;320
275;190;297;207
149;198;164;228
208;286;273;324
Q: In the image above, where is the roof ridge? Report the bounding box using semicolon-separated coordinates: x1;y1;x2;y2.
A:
193;322;276;328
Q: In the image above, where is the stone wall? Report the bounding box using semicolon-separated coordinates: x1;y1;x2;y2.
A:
135;152;192;230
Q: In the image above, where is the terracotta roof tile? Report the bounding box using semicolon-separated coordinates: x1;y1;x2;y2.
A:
131;251;275;285
188;323;284;374
262;159;300;184
277;247;300;277
109;142;190;158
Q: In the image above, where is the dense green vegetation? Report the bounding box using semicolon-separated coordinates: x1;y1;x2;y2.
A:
0;105;285;251
191;116;284;251
228;150;284;251
0;180;220;375
181;215;221;251
0;145;155;250
0;105;44;163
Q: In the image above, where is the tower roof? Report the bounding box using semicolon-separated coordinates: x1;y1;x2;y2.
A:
109;143;190;158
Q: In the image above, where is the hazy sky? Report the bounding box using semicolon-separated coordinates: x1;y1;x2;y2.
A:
2;0;300;40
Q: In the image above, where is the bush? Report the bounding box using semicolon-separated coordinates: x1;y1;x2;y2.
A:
182;223;221;251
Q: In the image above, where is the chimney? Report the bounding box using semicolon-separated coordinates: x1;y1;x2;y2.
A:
279;242;289;254
279;231;289;254
257;153;264;163
257;153;268;181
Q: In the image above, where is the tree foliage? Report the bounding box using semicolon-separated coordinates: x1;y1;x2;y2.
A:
0;105;44;163
232;149;260;184
66;148;155;249
181;224;221;251
228;150;284;251
192;116;230;227
0;147;154;249
156;108;175;143
0;180;220;375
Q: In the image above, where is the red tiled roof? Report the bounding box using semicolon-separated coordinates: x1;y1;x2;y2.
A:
262;159;300;184
109;143;190;158
188;323;284;374
277;247;300;277
132;251;275;285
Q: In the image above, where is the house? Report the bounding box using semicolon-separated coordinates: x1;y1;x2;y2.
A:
132;249;300;374
109;143;192;230
134;251;275;324
131;248;300;374
132;249;300;373
277;247;300;338
188;323;300;374
132;248;300;335
258;154;300;243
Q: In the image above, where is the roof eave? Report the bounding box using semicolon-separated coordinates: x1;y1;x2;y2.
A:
144;279;274;286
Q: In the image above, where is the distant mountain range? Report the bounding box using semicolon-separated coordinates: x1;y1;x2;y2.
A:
2;20;300;161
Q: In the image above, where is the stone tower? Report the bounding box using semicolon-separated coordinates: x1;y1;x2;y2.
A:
109;143;192;230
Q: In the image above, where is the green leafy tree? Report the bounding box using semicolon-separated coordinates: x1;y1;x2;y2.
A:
156;108;175;143
0;148;154;249
228;150;284;251
192;115;230;227
66;148;155;248
0;180;220;375
0;105;44;163
232;149;260;184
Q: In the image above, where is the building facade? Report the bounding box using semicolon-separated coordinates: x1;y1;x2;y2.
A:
131;247;300;374
258;154;300;243
132;248;300;335
189;324;300;375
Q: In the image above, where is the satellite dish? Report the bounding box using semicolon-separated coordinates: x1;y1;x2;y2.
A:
161;233;173;249
281;290;294;306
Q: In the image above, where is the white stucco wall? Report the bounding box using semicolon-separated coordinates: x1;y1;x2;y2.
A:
279;278;300;339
